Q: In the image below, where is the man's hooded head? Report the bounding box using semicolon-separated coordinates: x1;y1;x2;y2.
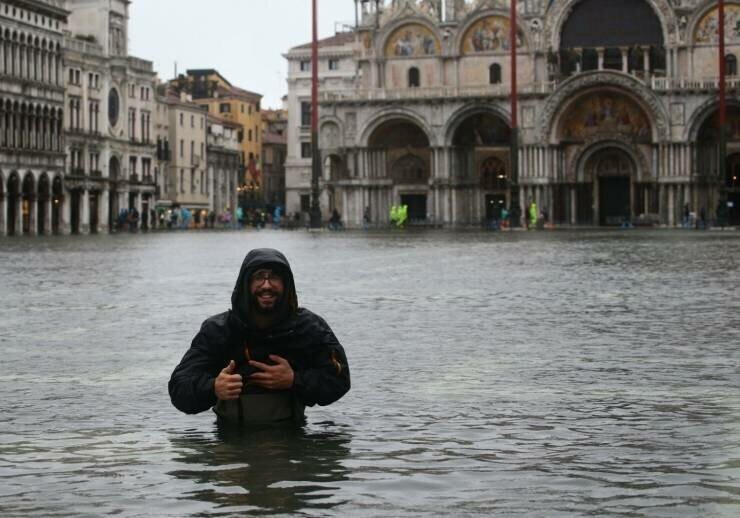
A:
231;248;298;326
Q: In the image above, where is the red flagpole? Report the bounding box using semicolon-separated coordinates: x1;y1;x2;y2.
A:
510;0;520;225
719;0;727;210
310;0;322;227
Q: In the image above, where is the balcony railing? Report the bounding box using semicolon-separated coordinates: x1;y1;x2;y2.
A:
651;76;740;91
320;82;556;103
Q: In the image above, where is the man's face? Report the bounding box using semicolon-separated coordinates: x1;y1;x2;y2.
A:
249;268;285;313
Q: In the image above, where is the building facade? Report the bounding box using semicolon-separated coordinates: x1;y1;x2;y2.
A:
289;0;740;227
170;70;263;196
162;91;209;218
262;107;287;208
63;0;157;233
285;31;356;217
0;0;67;236
206;113;241;220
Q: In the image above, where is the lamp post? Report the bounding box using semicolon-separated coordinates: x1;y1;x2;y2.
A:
309;0;322;228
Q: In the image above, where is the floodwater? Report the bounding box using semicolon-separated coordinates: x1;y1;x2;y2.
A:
0;229;738;517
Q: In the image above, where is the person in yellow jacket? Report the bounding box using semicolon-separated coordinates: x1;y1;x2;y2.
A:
390;205;398;227
397;204;408;228
528;201;538;229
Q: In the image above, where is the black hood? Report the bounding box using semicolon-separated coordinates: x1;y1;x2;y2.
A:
230;248;298;327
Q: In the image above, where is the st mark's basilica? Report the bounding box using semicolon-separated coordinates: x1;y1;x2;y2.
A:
293;0;740;227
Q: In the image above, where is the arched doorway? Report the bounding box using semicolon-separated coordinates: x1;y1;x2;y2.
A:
697;106;740;225
451;111;511;223
51;176;63;234
368;119;431;223
584;147;636;226
108;156;120;231
37;173;50;235
21;173;35;235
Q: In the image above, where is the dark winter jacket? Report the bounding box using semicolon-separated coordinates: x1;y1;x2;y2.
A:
168;248;350;423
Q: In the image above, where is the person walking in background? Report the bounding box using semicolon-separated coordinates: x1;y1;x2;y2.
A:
363;206;371;230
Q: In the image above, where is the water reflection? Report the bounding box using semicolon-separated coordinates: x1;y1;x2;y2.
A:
168;424;352;514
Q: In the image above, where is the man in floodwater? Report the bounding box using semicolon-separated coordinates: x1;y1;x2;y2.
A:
169;248;350;425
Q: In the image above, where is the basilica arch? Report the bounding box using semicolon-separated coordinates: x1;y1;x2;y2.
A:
543;0;677;51
541;72;668;143
365;115;432;223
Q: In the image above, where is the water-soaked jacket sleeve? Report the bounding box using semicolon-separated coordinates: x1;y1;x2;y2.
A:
292;319;351;407
168;320;227;414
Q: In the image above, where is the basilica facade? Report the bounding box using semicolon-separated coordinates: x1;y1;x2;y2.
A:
293;0;740;227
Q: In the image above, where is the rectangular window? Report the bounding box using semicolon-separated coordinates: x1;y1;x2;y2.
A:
219;103;230;113
328;59;339;71
190;170;196;193
248;129;252;142
190;115;194;128
301;102;311;127
179;113;183;126
180;139;184;157
301;142;312;158
300;194;310;212
180;169;184;193
190;140;194;160
300;60;310;72
248;105;252;115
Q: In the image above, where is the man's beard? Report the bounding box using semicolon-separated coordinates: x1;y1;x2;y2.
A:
251;289;284;315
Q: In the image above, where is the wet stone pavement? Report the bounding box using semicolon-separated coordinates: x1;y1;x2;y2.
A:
0;228;738;517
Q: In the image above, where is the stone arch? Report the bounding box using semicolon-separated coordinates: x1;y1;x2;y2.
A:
455;9;531;56
379;17;442;58
686;98;740;141
391;153;428;184
444;103;511;146
541;71;668;142
572;137;649;183
360;108;434;147
543;0;676;50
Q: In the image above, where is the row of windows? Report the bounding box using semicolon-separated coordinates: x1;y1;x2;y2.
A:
0;32;62;85
0;101;64;152
0;3;62;30
177;168;209;195
179;112;204;129
128;109;151;143
67;98;99;133
177;139;205;161
69;149;100;174
68;69;100;89
218;101;261;115
129;83;151;100
299;59;340;72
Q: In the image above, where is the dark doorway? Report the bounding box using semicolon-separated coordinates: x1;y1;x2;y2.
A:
599;177;630;225
89;192;99;234
37;175;49;235
22;174;34;235
70;190;80;234
728;192;740;226
400;194;427;222
52;176;63;235
7;173;20;236
485;194;506;221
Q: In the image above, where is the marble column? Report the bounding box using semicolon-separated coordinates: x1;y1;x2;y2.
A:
81;189;90;234
44;196;52;235
570;186;577;224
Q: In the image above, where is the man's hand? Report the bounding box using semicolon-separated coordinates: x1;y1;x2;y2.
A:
214;360;243;400
248;355;294;390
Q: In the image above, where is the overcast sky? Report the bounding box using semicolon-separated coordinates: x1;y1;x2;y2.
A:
128;0;357;109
